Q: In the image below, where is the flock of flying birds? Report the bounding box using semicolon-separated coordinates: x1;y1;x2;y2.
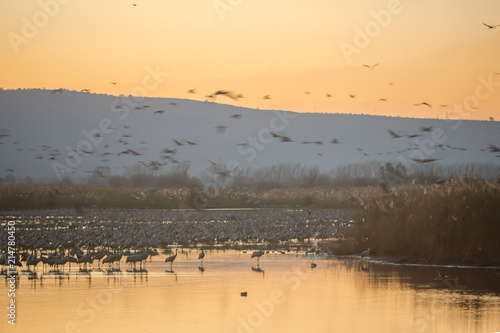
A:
1;88;500;181
2;46;500;180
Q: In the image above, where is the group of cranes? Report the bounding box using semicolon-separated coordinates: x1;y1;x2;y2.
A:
1;244;375;281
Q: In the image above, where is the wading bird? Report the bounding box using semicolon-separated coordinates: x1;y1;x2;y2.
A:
165;249;178;270
198;249;205;264
251;250;264;265
361;248;370;258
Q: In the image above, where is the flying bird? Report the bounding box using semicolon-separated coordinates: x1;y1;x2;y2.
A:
154;110;165;115
187;89;196;94
162;148;177;154
173;139;183;146
362;63;379;69
215;126;227;133
414;102;432;108
263;95;272;99
483;22;500;29
387;129;403;139
212;90;241;101
230;114;242;119
488;144;500;153
419;126;433;132
349;94;356;98
411;157;440;164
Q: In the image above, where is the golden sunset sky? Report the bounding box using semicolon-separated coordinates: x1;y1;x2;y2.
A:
1;0;499;120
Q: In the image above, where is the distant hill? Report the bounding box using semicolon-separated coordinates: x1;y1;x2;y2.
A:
0;89;499;183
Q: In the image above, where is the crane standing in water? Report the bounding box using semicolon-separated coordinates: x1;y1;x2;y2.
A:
251;250;264;266
198;249;205;264
165;249;178;270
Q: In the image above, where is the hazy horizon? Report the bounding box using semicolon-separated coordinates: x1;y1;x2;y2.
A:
1;1;499;120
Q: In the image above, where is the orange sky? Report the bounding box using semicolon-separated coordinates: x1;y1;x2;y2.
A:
1;0;499;120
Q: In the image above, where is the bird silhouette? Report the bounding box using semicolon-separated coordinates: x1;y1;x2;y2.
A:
165;249;178;270
187;89;196;94
361;248;370;258
173;139;184;146
251;250;264;266
211;90;241;101
198;249;205;264
215;126;227;133
483;22;500;29
411;157;440;163
362;63;379;69
488;144;500;153
414;102;432;108
387;129;402;139
263;95;272;99
419;126;433;132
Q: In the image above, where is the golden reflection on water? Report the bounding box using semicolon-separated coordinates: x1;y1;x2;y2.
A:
1;250;500;333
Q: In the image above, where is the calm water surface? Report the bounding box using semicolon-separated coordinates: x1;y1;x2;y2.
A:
2;250;500;333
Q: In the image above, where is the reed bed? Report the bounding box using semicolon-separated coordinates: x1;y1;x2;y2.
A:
351;179;500;265
2;180;499;265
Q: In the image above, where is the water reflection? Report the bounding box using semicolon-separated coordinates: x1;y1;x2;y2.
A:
165;269;178;281
1;250;499;333
251;266;265;277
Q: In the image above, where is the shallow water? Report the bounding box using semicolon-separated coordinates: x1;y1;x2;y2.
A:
1;250;500;333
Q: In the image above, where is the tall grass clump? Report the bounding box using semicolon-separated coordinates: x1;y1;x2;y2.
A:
356;179;500;265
